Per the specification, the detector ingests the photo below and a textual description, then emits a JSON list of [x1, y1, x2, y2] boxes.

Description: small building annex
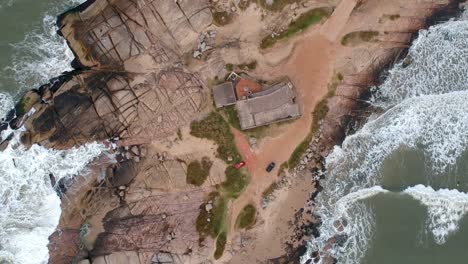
[[212, 75, 301, 130]]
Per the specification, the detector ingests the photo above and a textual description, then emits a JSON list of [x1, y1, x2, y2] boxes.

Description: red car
[[234, 161, 246, 169]]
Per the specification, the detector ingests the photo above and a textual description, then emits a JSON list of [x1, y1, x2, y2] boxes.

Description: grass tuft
[[262, 181, 279, 199], [212, 11, 232, 26], [196, 192, 228, 239], [190, 112, 242, 164], [191, 111, 250, 252], [261, 7, 332, 49], [286, 73, 339, 169], [221, 167, 249, 198], [341, 31, 379, 46], [236, 204, 257, 229], [186, 157, 213, 186], [214, 231, 227, 259]]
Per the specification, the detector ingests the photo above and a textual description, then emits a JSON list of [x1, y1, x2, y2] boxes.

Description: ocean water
[[303, 13, 468, 264], [0, 0, 106, 263]]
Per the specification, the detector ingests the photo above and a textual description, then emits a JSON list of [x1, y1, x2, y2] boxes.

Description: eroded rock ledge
[[4, 0, 211, 150]]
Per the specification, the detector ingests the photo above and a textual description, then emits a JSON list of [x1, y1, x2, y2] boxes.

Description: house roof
[[235, 79, 301, 130], [235, 78, 263, 100], [213, 82, 236, 108]]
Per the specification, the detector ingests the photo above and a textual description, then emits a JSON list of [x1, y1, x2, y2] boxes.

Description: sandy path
[[227, 34, 335, 262], [321, 0, 358, 42]]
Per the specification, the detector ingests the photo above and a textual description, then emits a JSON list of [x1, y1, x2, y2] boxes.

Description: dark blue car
[[266, 162, 276, 173]]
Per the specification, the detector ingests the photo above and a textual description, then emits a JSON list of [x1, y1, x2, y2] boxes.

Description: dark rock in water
[[334, 234, 348, 247], [0, 139, 9, 152], [54, 176, 71, 198], [0, 121, 8, 131], [0, 133, 14, 151], [311, 251, 319, 258], [49, 173, 57, 188]]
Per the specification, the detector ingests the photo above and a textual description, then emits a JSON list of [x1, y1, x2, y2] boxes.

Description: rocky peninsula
[[0, 0, 462, 263]]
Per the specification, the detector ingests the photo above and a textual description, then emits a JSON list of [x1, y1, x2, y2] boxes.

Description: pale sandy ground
[[222, 0, 357, 262]]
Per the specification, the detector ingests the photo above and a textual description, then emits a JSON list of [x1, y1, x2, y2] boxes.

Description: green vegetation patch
[[236, 204, 257, 229], [191, 112, 251, 253], [262, 181, 279, 199], [341, 31, 379, 46], [186, 157, 213, 186], [238, 61, 258, 71], [214, 231, 227, 259], [190, 112, 242, 164], [212, 11, 232, 26], [286, 74, 338, 170], [196, 192, 228, 239], [225, 61, 258, 72], [225, 63, 234, 72], [261, 7, 332, 49], [221, 167, 249, 198], [219, 105, 242, 130]]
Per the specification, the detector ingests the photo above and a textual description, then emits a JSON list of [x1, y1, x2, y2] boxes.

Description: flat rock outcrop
[[6, 0, 212, 149]]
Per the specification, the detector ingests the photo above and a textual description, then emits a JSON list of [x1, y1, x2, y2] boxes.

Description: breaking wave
[[0, 0, 99, 263], [373, 20, 468, 108], [3, 0, 85, 92], [0, 132, 104, 264], [404, 185, 468, 245], [303, 187, 387, 264], [304, 16, 468, 264]]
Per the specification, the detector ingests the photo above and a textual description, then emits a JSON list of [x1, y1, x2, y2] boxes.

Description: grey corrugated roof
[[235, 80, 301, 130], [213, 82, 236, 108]]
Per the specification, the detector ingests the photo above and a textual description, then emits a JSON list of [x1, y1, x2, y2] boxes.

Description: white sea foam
[[0, 131, 105, 264], [373, 20, 468, 108], [404, 184, 468, 244], [0, 1, 99, 263], [3, 0, 85, 92], [0, 93, 13, 118], [5, 15, 75, 91], [302, 186, 387, 264], [305, 12, 468, 264], [327, 91, 468, 196]]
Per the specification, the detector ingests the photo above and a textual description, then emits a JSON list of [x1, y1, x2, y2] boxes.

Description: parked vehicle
[[266, 162, 276, 172], [234, 161, 246, 169]]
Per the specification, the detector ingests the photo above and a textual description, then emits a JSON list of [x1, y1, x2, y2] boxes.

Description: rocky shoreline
[[0, 0, 465, 263], [296, 0, 466, 263]]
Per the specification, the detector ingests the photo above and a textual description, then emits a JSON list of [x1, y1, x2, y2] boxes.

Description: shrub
[[261, 7, 332, 49], [196, 192, 228, 239], [190, 112, 242, 164], [214, 231, 227, 259], [186, 157, 213, 186], [341, 31, 379, 46], [236, 204, 257, 229], [221, 166, 249, 198]]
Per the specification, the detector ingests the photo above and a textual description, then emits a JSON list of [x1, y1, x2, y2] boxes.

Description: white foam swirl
[[2, 0, 85, 92], [5, 15, 75, 91], [373, 20, 468, 107], [404, 184, 468, 244], [302, 186, 387, 264], [0, 132, 105, 264], [327, 90, 468, 197], [305, 13, 468, 264], [0, 93, 13, 119]]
